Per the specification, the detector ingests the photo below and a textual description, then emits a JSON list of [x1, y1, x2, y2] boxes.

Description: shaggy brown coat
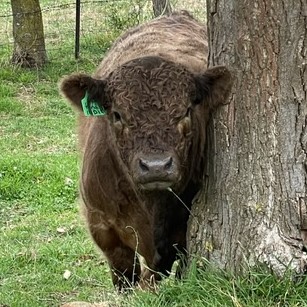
[[60, 11, 233, 289]]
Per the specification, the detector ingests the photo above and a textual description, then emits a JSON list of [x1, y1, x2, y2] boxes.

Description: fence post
[[75, 0, 81, 59]]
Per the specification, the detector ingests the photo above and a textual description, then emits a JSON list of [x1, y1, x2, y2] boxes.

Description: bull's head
[[60, 56, 233, 193]]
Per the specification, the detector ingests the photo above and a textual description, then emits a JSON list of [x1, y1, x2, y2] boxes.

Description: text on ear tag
[[81, 91, 106, 116]]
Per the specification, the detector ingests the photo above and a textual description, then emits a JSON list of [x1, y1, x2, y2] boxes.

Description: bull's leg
[[138, 238, 186, 290], [151, 200, 190, 279], [172, 229, 188, 279], [152, 232, 187, 278], [151, 217, 177, 277], [169, 184, 198, 279], [84, 207, 141, 290], [89, 225, 141, 290]]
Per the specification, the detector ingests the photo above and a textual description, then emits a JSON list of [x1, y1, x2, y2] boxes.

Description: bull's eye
[[112, 110, 124, 132], [178, 107, 192, 136], [185, 107, 192, 119], [113, 111, 122, 123]]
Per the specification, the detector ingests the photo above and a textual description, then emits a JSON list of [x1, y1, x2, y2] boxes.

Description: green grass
[[0, 55, 113, 305], [1, 1, 307, 306], [0, 2, 112, 304], [127, 264, 307, 307]]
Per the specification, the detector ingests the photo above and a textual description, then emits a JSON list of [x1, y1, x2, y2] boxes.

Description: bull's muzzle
[[132, 152, 180, 190]]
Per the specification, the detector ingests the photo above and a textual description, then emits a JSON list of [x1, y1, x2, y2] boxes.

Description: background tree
[[11, 0, 47, 68], [152, 0, 172, 17], [188, 0, 307, 274]]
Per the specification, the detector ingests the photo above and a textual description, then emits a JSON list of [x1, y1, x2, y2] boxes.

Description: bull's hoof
[[138, 270, 159, 292]]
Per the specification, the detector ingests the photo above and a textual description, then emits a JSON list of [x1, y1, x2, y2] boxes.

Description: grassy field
[[1, 0, 307, 306], [0, 1, 117, 305]]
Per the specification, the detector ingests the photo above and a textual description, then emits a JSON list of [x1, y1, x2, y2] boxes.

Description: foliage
[[124, 262, 307, 307], [104, 0, 153, 35]]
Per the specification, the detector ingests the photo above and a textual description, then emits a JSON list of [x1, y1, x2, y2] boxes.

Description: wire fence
[[0, 0, 205, 62]]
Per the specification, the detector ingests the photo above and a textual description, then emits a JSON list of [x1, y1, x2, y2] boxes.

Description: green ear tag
[[81, 92, 106, 117]]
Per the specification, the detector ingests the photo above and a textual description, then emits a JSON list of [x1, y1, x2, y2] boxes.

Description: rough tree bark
[[11, 0, 47, 68], [152, 0, 172, 17], [188, 0, 307, 274]]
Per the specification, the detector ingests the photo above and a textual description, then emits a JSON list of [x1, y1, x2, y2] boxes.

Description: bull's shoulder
[[95, 11, 208, 78]]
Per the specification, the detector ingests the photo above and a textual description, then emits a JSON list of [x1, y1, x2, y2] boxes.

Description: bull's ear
[[59, 73, 110, 113], [193, 66, 233, 109]]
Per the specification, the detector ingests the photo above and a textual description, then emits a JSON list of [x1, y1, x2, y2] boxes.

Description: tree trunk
[[11, 0, 47, 68], [152, 0, 172, 17], [188, 0, 307, 274]]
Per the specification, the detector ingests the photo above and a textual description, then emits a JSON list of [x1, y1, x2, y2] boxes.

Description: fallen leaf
[[57, 227, 67, 234], [63, 269, 72, 280], [65, 177, 74, 186]]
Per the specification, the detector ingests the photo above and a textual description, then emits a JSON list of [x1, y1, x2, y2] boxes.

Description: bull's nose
[[139, 156, 173, 174], [133, 153, 179, 190]]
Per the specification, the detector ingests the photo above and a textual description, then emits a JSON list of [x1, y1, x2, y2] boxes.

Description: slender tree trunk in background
[[11, 0, 47, 68], [188, 1, 307, 274], [152, 0, 172, 17]]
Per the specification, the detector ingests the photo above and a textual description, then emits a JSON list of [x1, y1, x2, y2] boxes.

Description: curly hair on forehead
[[105, 57, 196, 118]]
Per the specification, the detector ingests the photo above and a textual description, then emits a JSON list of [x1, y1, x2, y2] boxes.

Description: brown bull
[[60, 11, 233, 290]]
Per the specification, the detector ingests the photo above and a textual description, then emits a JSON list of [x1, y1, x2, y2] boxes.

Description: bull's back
[[95, 11, 208, 78]]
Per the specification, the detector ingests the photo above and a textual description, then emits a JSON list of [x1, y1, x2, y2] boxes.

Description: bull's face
[[60, 56, 233, 192]]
